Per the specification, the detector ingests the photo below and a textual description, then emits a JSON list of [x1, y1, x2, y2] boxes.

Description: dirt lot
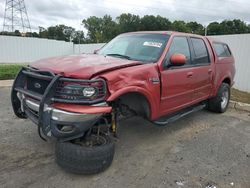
[[0, 87, 250, 188]]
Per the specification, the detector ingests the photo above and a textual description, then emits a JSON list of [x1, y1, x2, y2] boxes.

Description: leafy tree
[[14, 30, 22, 36], [25, 32, 39, 37], [72, 30, 85, 44], [171, 21, 190, 32], [220, 19, 249, 34], [0, 30, 22, 36], [207, 20, 249, 35], [82, 16, 103, 43], [207, 22, 222, 35], [101, 15, 118, 42], [1, 14, 250, 43], [45, 25, 75, 41], [83, 15, 118, 43], [38, 25, 84, 43], [116, 13, 141, 33], [140, 15, 171, 31], [186, 21, 204, 35], [38, 26, 48, 38]]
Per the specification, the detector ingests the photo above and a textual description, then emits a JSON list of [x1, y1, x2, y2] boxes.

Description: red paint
[[31, 31, 235, 120], [170, 53, 186, 65], [31, 54, 141, 79], [52, 103, 112, 114], [101, 63, 161, 119]]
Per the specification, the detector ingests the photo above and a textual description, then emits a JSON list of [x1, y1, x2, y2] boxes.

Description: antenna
[[2, 0, 31, 33]]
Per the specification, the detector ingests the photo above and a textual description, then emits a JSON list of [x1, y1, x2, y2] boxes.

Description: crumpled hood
[[31, 54, 142, 79]]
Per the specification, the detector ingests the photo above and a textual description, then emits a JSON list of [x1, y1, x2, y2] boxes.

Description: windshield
[[98, 33, 170, 63]]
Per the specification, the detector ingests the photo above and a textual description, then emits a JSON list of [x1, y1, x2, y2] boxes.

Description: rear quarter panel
[[206, 38, 235, 96], [213, 56, 235, 96]]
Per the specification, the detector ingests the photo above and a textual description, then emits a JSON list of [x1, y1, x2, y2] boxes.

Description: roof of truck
[[122, 31, 225, 44], [122, 31, 205, 38]]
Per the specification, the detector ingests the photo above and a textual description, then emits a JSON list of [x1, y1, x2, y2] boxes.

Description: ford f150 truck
[[11, 31, 235, 174]]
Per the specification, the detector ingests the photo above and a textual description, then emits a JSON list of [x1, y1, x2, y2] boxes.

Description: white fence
[[0, 35, 105, 63], [212, 34, 250, 92], [0, 34, 249, 92], [74, 43, 105, 54], [0, 36, 74, 63]]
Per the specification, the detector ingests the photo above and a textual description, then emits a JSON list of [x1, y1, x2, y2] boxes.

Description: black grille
[[21, 67, 106, 104], [27, 76, 50, 94], [54, 80, 106, 102]]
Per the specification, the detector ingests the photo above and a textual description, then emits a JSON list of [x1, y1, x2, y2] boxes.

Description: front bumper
[[21, 95, 107, 139], [11, 67, 112, 140], [24, 98, 102, 123]]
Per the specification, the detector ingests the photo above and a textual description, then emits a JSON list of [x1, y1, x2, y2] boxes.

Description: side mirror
[[170, 53, 186, 66], [93, 49, 99, 54]]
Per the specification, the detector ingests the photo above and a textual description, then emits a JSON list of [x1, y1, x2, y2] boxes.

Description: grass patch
[[0, 64, 23, 80], [231, 88, 250, 104]]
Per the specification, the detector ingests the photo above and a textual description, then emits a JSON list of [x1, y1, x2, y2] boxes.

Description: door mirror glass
[[170, 53, 186, 66]]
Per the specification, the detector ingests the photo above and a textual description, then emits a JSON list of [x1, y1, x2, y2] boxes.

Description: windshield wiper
[[106, 53, 132, 60]]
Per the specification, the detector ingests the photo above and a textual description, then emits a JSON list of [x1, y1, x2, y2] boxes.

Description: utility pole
[[204, 25, 208, 36], [2, 0, 31, 33]]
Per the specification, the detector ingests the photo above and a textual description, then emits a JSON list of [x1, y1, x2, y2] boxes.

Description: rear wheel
[[55, 131, 115, 174], [207, 83, 230, 113]]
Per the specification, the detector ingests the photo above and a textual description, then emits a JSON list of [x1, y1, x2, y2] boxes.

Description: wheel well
[[114, 92, 150, 119], [222, 77, 231, 86]]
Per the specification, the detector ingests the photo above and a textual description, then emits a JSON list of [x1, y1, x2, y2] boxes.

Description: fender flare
[[214, 75, 232, 96]]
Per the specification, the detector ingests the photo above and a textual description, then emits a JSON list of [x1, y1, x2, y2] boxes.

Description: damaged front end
[[11, 66, 112, 141]]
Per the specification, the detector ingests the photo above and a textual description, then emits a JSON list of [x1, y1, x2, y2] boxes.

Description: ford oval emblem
[[34, 82, 41, 89]]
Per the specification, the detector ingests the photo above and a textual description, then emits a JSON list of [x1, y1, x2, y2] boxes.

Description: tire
[[207, 83, 230, 113], [55, 133, 115, 174]]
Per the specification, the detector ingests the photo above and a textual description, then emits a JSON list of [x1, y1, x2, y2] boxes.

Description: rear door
[[189, 37, 213, 102], [160, 36, 195, 115]]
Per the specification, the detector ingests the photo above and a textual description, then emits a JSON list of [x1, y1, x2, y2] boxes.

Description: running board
[[153, 104, 206, 126]]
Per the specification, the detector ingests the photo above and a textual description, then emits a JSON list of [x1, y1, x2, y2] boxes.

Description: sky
[[0, 0, 250, 32]]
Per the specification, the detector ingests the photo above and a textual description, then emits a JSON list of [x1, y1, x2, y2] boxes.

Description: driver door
[[160, 36, 195, 115]]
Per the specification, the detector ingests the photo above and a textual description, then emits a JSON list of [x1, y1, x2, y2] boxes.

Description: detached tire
[[208, 83, 230, 113], [55, 133, 115, 174]]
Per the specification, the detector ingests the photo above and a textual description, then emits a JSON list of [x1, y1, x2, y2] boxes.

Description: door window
[[165, 36, 191, 66], [190, 38, 210, 64], [213, 43, 231, 57]]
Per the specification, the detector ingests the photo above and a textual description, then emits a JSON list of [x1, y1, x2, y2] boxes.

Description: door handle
[[187, 72, 193, 78], [208, 69, 212, 74]]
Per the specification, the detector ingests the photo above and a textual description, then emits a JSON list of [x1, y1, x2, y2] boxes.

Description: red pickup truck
[[11, 31, 235, 174]]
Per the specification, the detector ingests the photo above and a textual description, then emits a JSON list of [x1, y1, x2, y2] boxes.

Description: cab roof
[[122, 31, 205, 38], [122, 31, 224, 44]]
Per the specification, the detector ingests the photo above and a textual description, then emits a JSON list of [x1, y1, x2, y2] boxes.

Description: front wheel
[[207, 83, 230, 113], [55, 131, 115, 174]]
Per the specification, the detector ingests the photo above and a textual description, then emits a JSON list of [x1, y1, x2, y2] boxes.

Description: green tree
[[39, 26, 48, 38], [101, 15, 118, 42], [45, 25, 75, 41], [220, 19, 249, 34], [25, 32, 39, 37], [186, 21, 204, 35], [83, 15, 118, 43], [72, 30, 85, 44], [2, 14, 250, 42], [82, 16, 103, 43], [171, 21, 190, 32], [207, 22, 222, 35], [116, 13, 141, 33], [140, 15, 171, 31], [0, 30, 22, 36]]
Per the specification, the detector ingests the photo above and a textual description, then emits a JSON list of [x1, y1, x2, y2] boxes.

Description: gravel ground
[[0, 87, 250, 188]]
